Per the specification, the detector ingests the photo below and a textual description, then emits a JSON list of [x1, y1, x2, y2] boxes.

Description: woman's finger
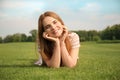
[[43, 32, 48, 39]]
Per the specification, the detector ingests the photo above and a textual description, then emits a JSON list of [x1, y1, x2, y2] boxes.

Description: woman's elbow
[[67, 62, 77, 68], [49, 65, 60, 68], [47, 63, 60, 68]]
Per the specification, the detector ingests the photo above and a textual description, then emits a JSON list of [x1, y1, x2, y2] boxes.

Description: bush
[[97, 40, 120, 43]]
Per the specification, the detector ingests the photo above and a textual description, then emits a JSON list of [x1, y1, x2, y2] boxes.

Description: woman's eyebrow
[[45, 24, 50, 28], [53, 19, 57, 22], [44, 23, 50, 27], [44, 19, 56, 28]]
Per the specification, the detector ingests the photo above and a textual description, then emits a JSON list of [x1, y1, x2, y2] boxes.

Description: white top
[[68, 32, 80, 48]]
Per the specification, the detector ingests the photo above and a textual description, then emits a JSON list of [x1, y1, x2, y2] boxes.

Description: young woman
[[35, 11, 80, 68]]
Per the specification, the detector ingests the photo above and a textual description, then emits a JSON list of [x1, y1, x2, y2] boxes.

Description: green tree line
[[0, 29, 37, 43], [0, 24, 120, 43], [74, 24, 120, 42]]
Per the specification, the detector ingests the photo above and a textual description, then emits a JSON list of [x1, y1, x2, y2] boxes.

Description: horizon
[[0, 23, 119, 38]]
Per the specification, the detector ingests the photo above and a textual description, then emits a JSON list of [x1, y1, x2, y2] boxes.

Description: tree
[[21, 34, 27, 42], [26, 36, 32, 42], [100, 26, 112, 40], [111, 24, 120, 40], [100, 24, 120, 40], [74, 30, 100, 41], [3, 35, 13, 43], [77, 30, 88, 41], [87, 30, 99, 41], [0, 37, 2, 43], [93, 36, 101, 41], [29, 29, 37, 42], [12, 33, 22, 42]]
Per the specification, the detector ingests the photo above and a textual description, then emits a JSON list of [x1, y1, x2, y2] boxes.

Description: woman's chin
[[52, 35, 59, 38], [51, 34, 61, 38], [52, 33, 62, 38]]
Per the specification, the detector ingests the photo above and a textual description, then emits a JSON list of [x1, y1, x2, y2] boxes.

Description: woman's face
[[43, 16, 63, 38]]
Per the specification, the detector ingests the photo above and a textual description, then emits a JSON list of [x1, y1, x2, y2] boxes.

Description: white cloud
[[1, 1, 45, 9], [80, 3, 101, 13], [0, 12, 8, 18], [78, 13, 120, 30], [101, 14, 120, 26], [61, 9, 120, 31], [0, 16, 37, 37], [0, 0, 45, 17]]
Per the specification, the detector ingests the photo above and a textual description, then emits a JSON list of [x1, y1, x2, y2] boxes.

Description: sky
[[0, 0, 120, 37]]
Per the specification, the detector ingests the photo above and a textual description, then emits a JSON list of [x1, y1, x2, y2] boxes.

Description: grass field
[[0, 42, 120, 80]]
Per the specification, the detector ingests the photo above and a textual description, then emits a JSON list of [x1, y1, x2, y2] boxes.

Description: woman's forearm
[[60, 42, 76, 68], [48, 41, 61, 68]]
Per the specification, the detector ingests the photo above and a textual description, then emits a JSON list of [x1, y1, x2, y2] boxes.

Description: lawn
[[0, 42, 120, 80]]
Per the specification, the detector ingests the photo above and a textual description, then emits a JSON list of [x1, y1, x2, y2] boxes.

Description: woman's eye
[[45, 25, 51, 29], [53, 20, 57, 24]]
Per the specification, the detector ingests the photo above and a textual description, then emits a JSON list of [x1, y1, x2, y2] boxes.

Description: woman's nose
[[51, 24, 56, 30]]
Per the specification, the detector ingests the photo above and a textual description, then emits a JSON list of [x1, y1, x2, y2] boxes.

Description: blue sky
[[0, 0, 120, 37]]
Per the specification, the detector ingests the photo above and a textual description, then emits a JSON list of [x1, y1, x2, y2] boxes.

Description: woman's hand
[[59, 26, 68, 42], [43, 32, 59, 43]]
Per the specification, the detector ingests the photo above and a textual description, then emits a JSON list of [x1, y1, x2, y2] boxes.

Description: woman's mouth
[[53, 30, 58, 34]]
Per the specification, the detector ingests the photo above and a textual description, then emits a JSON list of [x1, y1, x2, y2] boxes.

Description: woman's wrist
[[60, 41, 66, 47], [54, 39, 60, 45]]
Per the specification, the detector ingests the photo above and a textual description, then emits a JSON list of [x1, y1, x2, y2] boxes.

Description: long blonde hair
[[38, 11, 71, 59]]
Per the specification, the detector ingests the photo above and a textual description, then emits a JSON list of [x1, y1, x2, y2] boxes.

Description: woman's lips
[[53, 30, 58, 34]]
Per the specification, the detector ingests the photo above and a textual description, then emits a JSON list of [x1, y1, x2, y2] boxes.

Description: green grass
[[0, 42, 120, 80]]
